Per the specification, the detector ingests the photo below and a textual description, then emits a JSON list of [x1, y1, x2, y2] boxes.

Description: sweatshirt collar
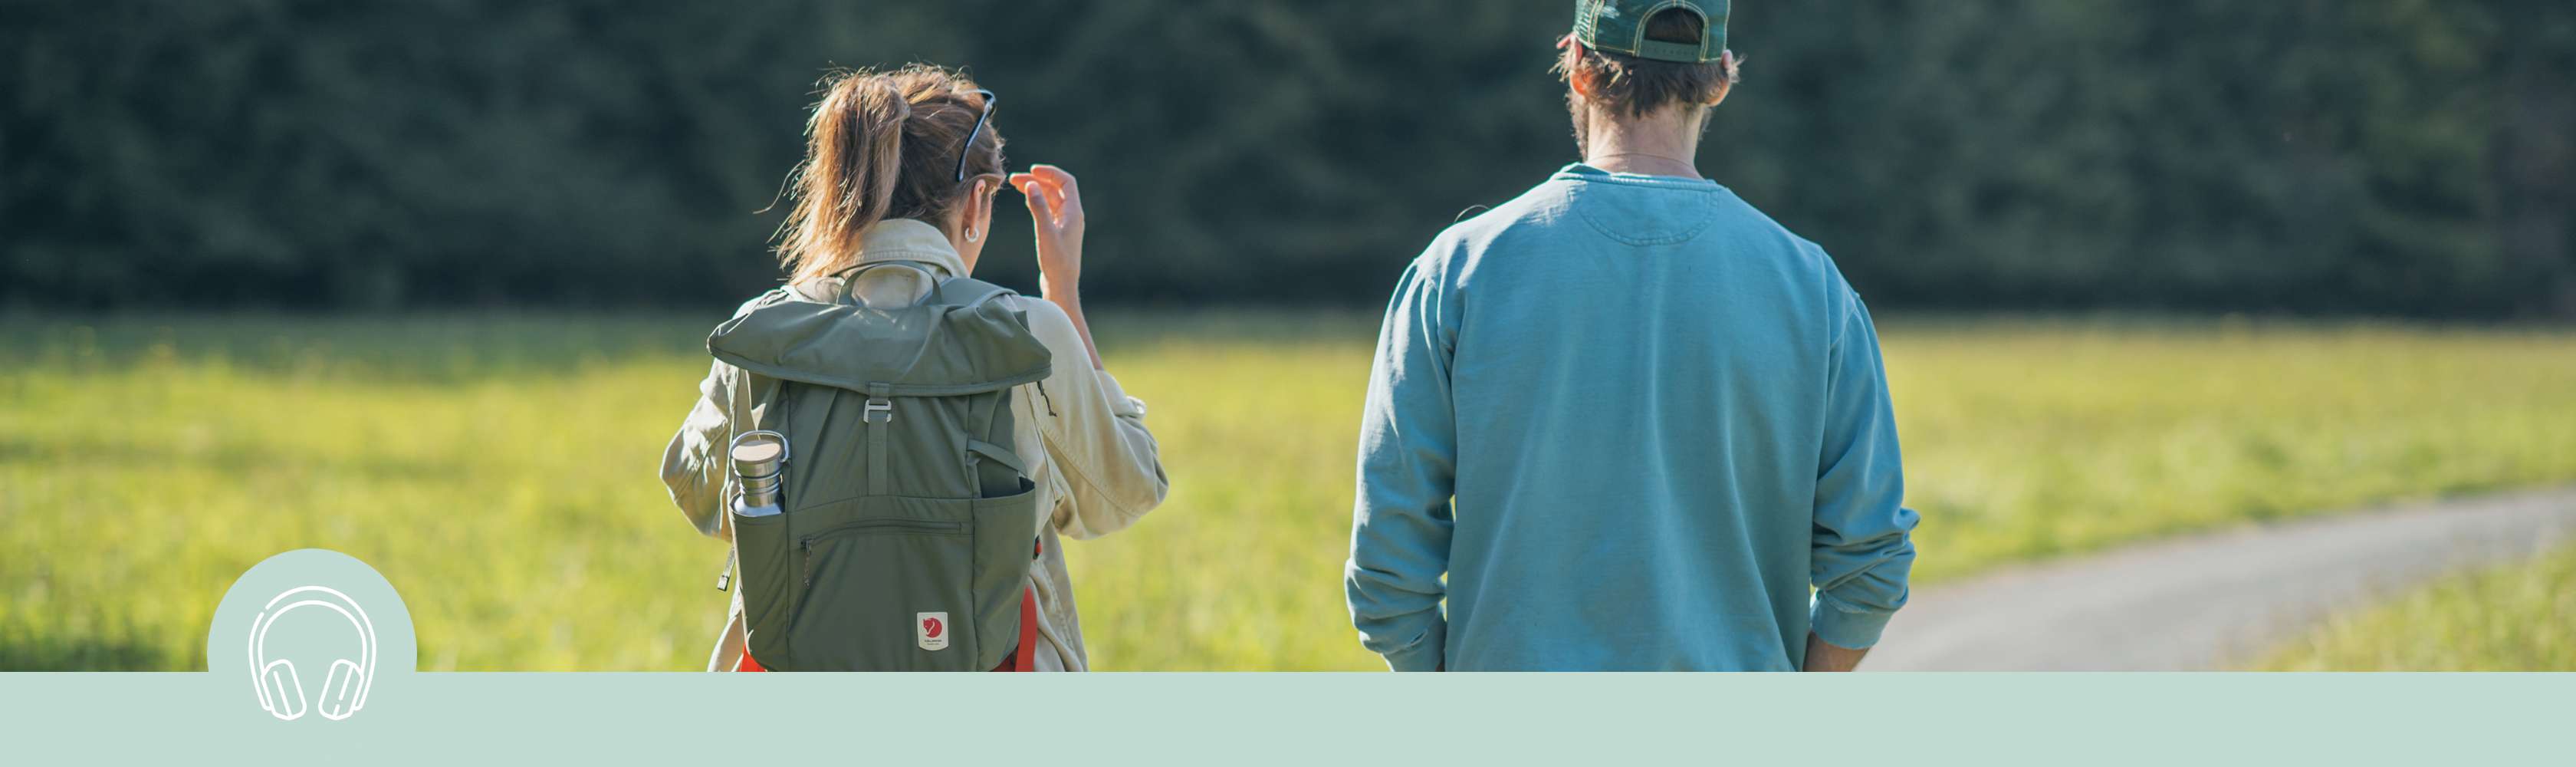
[[1553, 162, 1721, 189]]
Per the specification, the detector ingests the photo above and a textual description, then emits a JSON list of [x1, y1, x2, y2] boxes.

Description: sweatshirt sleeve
[[1808, 291, 1920, 650], [661, 357, 740, 541], [1345, 256, 1459, 672], [662, 293, 784, 542], [1020, 298, 1170, 540]]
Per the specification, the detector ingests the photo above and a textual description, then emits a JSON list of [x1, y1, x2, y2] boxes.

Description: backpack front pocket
[[782, 497, 979, 670]]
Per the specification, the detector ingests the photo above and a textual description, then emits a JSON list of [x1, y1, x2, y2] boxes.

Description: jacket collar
[[849, 218, 967, 278], [791, 219, 968, 304]]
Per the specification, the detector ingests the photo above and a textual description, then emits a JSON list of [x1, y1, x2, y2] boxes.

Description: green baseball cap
[[1570, 0, 1729, 63]]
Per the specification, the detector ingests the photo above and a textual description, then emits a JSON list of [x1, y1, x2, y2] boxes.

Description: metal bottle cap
[[730, 430, 788, 507]]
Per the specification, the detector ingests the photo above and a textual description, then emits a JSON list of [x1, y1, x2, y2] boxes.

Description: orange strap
[[999, 584, 1039, 672], [996, 537, 1043, 672]]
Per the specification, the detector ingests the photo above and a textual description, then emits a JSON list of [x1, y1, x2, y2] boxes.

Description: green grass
[[2257, 543, 2576, 671], [4, 313, 2574, 671]]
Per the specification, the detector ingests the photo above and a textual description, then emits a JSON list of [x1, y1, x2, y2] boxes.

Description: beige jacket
[[659, 219, 1169, 671]]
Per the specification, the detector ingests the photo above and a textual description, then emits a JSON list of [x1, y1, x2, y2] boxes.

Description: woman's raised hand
[[1010, 165, 1085, 298]]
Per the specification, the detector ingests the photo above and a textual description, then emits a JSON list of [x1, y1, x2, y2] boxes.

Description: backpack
[[707, 268, 1051, 671]]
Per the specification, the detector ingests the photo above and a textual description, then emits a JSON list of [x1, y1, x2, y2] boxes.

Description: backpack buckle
[[863, 397, 894, 423]]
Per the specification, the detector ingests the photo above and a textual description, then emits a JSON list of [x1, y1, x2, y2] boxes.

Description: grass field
[[2259, 543, 2576, 671], [4, 312, 2574, 671]]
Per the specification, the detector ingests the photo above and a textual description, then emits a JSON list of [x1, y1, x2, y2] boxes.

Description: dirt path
[[1864, 486, 2576, 671]]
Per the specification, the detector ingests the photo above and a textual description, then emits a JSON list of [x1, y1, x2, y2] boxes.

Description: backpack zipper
[[797, 518, 968, 588]]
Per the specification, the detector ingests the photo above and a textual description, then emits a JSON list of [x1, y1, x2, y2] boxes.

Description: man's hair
[[1556, 8, 1743, 119]]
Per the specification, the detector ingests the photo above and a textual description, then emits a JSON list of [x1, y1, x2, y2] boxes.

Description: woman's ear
[[973, 177, 999, 231], [952, 179, 991, 235], [948, 177, 997, 273]]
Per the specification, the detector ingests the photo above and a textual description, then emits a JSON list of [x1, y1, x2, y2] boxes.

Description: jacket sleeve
[[661, 357, 740, 541], [1809, 291, 1920, 650], [1345, 257, 1458, 672], [1021, 299, 1170, 540]]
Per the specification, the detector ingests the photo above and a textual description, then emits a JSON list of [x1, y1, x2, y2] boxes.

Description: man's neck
[[1579, 105, 1706, 179]]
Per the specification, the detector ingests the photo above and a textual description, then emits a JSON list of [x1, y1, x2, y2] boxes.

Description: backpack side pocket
[[732, 509, 797, 667], [968, 480, 1041, 669]]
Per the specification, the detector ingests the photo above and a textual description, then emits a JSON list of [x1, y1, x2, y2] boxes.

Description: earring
[[965, 227, 978, 242]]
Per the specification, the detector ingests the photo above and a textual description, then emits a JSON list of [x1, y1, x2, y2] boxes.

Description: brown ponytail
[[776, 65, 1004, 285]]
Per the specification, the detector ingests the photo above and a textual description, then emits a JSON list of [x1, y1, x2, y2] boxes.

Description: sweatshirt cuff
[[1380, 635, 1442, 669], [1809, 593, 1898, 650], [1380, 623, 1442, 669]]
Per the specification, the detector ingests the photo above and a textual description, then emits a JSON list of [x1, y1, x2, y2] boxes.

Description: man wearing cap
[[1344, 1, 1918, 671]]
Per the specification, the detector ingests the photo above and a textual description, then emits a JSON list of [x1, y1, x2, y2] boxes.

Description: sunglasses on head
[[954, 89, 996, 183]]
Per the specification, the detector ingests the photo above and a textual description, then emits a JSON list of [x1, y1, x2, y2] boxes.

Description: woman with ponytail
[[660, 64, 1170, 671]]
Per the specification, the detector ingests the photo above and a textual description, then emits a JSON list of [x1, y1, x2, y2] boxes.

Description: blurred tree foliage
[[4, 0, 2571, 316]]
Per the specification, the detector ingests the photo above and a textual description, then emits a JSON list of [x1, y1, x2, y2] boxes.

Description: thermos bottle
[[717, 430, 788, 592], [730, 430, 788, 517]]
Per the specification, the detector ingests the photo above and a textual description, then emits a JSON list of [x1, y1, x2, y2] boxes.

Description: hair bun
[[778, 64, 997, 287], [879, 80, 913, 123]]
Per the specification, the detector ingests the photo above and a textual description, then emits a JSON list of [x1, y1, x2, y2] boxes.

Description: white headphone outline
[[247, 585, 378, 721]]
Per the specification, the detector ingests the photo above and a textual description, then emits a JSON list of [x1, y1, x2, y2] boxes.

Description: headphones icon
[[247, 585, 378, 721]]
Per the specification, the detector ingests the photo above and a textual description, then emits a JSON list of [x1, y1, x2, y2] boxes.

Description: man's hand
[[1802, 632, 1869, 672]]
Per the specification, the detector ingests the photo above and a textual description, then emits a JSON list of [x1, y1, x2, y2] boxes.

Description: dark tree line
[[5, 1, 2571, 317]]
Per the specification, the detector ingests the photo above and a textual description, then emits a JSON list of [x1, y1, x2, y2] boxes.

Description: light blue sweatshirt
[[1346, 163, 1918, 671]]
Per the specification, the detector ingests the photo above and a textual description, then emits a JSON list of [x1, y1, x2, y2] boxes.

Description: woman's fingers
[[1021, 168, 1081, 245], [1011, 169, 1079, 229], [1027, 164, 1082, 217], [1013, 166, 1075, 214]]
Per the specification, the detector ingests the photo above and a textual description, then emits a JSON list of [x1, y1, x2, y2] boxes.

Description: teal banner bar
[[4, 672, 2563, 763]]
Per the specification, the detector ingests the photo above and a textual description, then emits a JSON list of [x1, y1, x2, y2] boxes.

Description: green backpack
[[708, 270, 1051, 671]]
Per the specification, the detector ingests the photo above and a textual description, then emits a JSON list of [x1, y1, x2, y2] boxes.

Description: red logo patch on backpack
[[916, 612, 950, 651]]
